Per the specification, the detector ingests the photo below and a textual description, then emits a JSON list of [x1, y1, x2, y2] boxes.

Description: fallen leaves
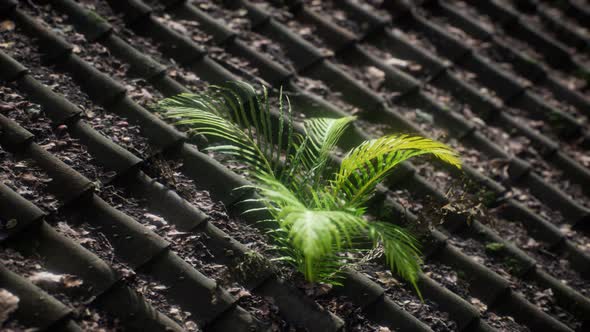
[[21, 173, 39, 183], [366, 66, 385, 90], [366, 65, 385, 80], [375, 271, 399, 288], [0, 289, 19, 324], [578, 153, 590, 167], [0, 20, 15, 32], [384, 56, 423, 71], [29, 271, 83, 289], [469, 297, 488, 313], [184, 320, 198, 331], [385, 57, 409, 67], [28, 271, 63, 283], [63, 275, 84, 288], [143, 213, 167, 227], [522, 238, 540, 249], [533, 288, 553, 302], [299, 281, 333, 297], [0, 103, 14, 113], [228, 287, 251, 299], [126, 85, 154, 101], [5, 219, 17, 229]]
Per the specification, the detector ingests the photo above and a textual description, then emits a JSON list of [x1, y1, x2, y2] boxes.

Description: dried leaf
[[385, 57, 409, 67], [375, 271, 398, 288], [236, 289, 251, 299], [444, 273, 457, 284], [40, 142, 56, 151], [143, 213, 167, 226], [166, 20, 188, 34], [63, 275, 83, 288], [409, 63, 422, 71], [0, 20, 15, 32], [56, 222, 79, 238], [366, 66, 385, 90], [366, 66, 385, 81], [534, 288, 553, 301], [469, 297, 487, 312], [6, 219, 17, 229], [29, 271, 63, 284], [0, 289, 19, 324], [185, 321, 198, 331], [21, 173, 38, 183]]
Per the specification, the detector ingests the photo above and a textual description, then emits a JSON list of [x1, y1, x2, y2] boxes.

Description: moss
[[479, 189, 497, 207], [456, 269, 466, 281], [86, 11, 108, 25], [485, 242, 505, 252], [547, 111, 569, 134], [574, 68, 590, 84], [519, 52, 539, 66], [504, 257, 527, 275], [463, 178, 481, 193], [232, 250, 273, 283]]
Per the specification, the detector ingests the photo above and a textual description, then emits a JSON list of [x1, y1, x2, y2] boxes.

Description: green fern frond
[[302, 116, 356, 185], [368, 221, 423, 298], [333, 135, 461, 208], [158, 101, 274, 174], [157, 81, 463, 293], [279, 209, 367, 281], [157, 83, 282, 175]]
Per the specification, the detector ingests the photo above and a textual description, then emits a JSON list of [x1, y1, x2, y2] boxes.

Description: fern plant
[[158, 81, 461, 293]]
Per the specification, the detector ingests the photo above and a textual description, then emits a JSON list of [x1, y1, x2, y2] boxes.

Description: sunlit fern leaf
[[278, 208, 367, 281], [252, 173, 366, 281], [333, 135, 461, 208]]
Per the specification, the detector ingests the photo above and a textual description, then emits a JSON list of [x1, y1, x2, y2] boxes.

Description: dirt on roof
[[1, 0, 590, 331]]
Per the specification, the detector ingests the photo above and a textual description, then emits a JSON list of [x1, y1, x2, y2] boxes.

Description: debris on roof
[[0, 0, 589, 331]]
